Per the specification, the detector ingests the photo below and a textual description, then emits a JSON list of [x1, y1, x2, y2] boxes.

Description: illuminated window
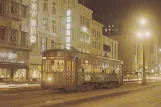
[[44, 0, 48, 12], [66, 23, 71, 29], [11, 0, 19, 16], [52, 2, 56, 15], [108, 29, 111, 31], [105, 29, 107, 32], [81, 26, 88, 33], [80, 16, 89, 28], [42, 37, 47, 51], [0, 0, 4, 14], [52, 19, 56, 33]]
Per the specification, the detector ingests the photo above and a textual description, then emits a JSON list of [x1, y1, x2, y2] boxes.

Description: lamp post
[[136, 18, 151, 85]]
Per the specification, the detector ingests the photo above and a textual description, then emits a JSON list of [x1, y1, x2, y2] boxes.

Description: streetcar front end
[[41, 56, 65, 89]]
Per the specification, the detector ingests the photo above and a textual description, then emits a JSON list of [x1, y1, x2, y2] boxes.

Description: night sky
[[78, 0, 161, 39], [78, 0, 161, 22]]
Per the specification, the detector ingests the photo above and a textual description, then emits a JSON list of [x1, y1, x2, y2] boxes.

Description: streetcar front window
[[42, 59, 64, 72]]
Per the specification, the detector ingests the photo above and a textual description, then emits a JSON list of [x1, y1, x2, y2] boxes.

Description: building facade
[[0, 0, 120, 81], [0, 0, 30, 81], [91, 20, 103, 56], [102, 36, 118, 59], [30, 0, 121, 80], [29, 0, 62, 80]]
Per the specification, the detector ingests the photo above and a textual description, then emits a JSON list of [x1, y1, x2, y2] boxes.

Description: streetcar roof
[[43, 48, 123, 64]]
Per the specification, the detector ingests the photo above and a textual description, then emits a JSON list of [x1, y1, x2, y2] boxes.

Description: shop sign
[[0, 52, 17, 60]]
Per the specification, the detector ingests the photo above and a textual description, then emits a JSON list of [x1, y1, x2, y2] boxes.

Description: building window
[[44, 0, 48, 12], [0, 27, 5, 41], [80, 33, 90, 44], [11, 0, 19, 16], [99, 43, 101, 50], [10, 29, 17, 43], [97, 31, 99, 38], [92, 41, 94, 48], [43, 17, 48, 30], [94, 42, 96, 49], [21, 5, 27, 18], [80, 16, 89, 28], [52, 2, 56, 15], [99, 32, 101, 38], [42, 37, 47, 51], [21, 31, 28, 46], [0, 0, 4, 14], [52, 20, 56, 33], [95, 30, 96, 37]]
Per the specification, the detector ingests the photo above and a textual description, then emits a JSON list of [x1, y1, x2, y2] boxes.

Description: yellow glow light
[[140, 18, 147, 25]]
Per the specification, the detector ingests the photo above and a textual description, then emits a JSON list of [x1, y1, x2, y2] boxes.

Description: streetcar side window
[[79, 64, 84, 73]]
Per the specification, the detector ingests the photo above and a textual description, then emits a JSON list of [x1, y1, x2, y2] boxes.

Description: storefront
[[29, 55, 42, 81], [0, 48, 29, 82]]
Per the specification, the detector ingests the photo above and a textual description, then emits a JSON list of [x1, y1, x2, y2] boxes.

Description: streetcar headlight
[[48, 77, 52, 81]]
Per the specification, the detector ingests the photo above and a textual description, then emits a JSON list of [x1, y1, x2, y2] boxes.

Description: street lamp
[[140, 18, 147, 25], [136, 18, 151, 85]]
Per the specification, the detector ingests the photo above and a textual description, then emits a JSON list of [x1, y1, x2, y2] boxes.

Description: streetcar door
[[65, 56, 77, 86]]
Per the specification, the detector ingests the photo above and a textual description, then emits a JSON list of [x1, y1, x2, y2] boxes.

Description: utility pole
[[142, 41, 147, 85]]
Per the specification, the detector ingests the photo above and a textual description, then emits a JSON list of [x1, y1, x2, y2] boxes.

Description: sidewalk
[[0, 82, 40, 89]]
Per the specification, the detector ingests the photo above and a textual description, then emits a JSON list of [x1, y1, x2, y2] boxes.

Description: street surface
[[69, 83, 161, 107], [0, 79, 160, 107]]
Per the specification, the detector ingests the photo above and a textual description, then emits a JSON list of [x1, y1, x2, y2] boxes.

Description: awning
[[0, 62, 29, 69]]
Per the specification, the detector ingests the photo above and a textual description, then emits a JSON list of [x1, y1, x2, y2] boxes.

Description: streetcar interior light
[[43, 57, 47, 59]]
